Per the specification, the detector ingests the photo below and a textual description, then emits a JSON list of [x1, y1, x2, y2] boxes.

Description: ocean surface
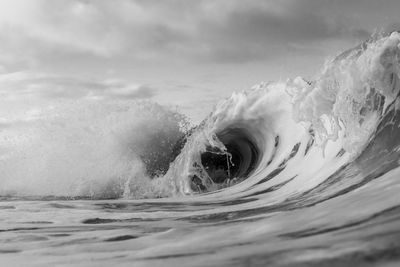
[[1, 33, 400, 266]]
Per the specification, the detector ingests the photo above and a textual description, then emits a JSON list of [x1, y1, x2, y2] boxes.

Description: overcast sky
[[0, 0, 399, 122]]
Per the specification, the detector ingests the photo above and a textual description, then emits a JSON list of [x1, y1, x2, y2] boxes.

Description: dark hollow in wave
[[200, 128, 260, 185]]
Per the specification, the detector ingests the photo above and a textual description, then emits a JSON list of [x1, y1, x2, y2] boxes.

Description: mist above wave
[[0, 100, 189, 198]]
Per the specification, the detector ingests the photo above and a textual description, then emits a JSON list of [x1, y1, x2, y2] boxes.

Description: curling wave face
[[1, 33, 400, 266], [163, 32, 400, 199]]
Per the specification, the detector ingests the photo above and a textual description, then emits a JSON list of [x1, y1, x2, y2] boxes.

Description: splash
[[0, 100, 189, 198]]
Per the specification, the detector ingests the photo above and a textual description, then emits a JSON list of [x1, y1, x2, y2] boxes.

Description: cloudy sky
[[0, 0, 399, 122]]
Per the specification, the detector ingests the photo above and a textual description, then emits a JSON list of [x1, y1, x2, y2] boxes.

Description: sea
[[1, 32, 400, 266]]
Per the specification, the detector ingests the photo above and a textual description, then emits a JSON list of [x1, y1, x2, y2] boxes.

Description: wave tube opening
[[194, 128, 261, 192]]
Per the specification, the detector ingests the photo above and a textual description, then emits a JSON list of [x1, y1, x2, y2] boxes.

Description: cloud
[[191, 1, 374, 63], [0, 0, 398, 124], [106, 84, 156, 100], [0, 72, 156, 100], [0, 0, 381, 69], [0, 121, 10, 129]]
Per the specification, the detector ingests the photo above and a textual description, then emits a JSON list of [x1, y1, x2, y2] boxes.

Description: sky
[[0, 0, 399, 123]]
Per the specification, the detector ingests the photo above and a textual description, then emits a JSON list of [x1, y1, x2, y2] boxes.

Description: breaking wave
[[1, 33, 400, 202], [162, 31, 400, 201]]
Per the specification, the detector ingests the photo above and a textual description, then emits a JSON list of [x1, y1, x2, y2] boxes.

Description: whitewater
[[1, 32, 400, 266]]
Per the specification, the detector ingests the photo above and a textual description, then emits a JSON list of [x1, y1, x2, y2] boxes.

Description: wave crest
[[165, 32, 400, 196]]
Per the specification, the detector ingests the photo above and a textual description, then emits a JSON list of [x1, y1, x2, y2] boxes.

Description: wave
[[0, 32, 400, 202], [1, 31, 400, 267], [163, 31, 400, 201]]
